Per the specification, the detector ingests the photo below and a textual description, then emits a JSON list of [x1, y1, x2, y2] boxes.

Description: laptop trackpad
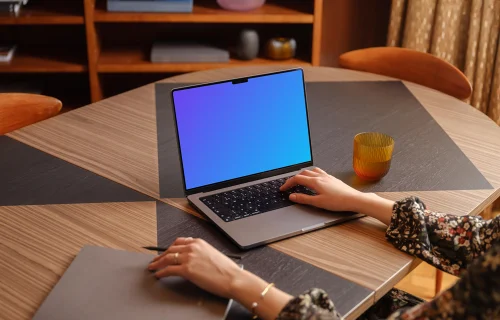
[[225, 204, 359, 248]]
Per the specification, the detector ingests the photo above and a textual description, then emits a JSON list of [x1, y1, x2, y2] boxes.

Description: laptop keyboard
[[200, 177, 316, 222]]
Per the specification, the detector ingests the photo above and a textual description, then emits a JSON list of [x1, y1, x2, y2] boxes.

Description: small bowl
[[217, 0, 266, 11]]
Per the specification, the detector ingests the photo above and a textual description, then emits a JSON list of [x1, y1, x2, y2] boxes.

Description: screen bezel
[[171, 68, 314, 196]]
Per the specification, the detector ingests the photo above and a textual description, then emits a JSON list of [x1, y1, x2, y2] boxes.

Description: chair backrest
[[0, 93, 62, 135], [339, 47, 472, 100]]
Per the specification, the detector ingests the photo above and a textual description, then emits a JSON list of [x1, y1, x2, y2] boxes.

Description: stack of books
[[0, 0, 28, 16], [107, 0, 193, 12], [0, 44, 16, 63], [151, 43, 229, 63]]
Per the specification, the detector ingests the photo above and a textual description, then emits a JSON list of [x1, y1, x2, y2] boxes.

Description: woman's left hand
[[148, 237, 244, 299]]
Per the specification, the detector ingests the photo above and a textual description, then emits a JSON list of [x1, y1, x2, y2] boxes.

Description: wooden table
[[2, 66, 500, 319]]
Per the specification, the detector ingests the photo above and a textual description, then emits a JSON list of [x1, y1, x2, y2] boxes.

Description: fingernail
[[289, 194, 297, 201]]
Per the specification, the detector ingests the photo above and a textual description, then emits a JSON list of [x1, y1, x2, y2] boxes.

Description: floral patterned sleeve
[[276, 196, 499, 320], [386, 196, 498, 275], [388, 241, 500, 319], [277, 288, 341, 320]]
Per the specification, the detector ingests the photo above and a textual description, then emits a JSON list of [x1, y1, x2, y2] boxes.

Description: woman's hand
[[148, 237, 294, 320], [148, 237, 243, 298], [280, 167, 364, 212], [280, 167, 394, 225]]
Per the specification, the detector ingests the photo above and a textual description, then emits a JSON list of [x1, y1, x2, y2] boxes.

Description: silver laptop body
[[171, 69, 362, 249]]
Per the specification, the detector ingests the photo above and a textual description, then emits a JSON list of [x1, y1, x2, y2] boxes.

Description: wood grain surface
[[6, 66, 500, 301], [98, 50, 311, 73], [0, 53, 87, 73], [271, 216, 413, 301], [0, 202, 156, 320]]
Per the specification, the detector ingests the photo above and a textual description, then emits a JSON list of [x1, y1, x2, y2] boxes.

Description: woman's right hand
[[279, 167, 364, 212], [280, 167, 394, 225]]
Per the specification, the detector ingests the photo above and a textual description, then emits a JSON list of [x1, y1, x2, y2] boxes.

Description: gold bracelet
[[251, 283, 275, 319]]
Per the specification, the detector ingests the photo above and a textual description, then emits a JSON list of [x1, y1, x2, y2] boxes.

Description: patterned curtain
[[387, 0, 500, 125]]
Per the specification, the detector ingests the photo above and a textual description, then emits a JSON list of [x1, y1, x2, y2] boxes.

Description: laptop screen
[[172, 69, 312, 191]]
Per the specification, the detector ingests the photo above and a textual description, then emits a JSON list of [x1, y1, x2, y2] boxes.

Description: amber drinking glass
[[353, 132, 395, 181]]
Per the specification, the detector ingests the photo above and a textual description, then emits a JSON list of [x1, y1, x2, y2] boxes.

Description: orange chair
[[0, 93, 62, 135], [339, 47, 472, 100], [339, 47, 472, 296]]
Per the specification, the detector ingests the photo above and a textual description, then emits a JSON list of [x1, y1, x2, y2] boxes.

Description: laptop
[[171, 68, 362, 249]]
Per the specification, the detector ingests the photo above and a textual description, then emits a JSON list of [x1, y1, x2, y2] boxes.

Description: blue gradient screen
[[172, 69, 312, 190]]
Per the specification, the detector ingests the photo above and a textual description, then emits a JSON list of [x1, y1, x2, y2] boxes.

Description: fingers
[[300, 170, 320, 177], [280, 174, 315, 191], [312, 167, 326, 174], [153, 238, 194, 262], [172, 237, 194, 246], [149, 252, 185, 271], [289, 193, 317, 205], [152, 244, 190, 262], [155, 265, 184, 278]]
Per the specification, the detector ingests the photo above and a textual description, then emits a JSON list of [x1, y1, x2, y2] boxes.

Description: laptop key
[[200, 175, 313, 222]]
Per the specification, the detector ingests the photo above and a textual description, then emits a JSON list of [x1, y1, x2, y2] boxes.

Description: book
[[0, 3, 20, 15], [0, 0, 28, 16], [107, 0, 193, 13], [0, 0, 28, 3], [151, 43, 230, 63], [0, 45, 16, 63]]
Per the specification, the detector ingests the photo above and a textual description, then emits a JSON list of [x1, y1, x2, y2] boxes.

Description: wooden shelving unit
[[98, 47, 310, 73], [94, 0, 313, 24], [1, 0, 391, 107], [0, 1, 84, 25], [0, 50, 87, 73]]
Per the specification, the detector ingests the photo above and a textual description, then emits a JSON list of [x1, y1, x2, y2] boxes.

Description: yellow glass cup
[[353, 132, 395, 181]]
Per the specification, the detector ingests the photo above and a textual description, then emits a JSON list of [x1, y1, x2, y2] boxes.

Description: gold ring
[[174, 252, 179, 265]]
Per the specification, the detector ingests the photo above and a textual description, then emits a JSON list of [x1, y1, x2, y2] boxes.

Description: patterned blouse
[[277, 197, 500, 320]]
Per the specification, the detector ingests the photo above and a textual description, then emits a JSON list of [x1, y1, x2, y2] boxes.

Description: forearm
[[384, 197, 499, 274], [229, 270, 293, 320], [352, 192, 394, 226]]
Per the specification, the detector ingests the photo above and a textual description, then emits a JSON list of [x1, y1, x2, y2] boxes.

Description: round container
[[217, 0, 266, 11], [265, 37, 296, 60]]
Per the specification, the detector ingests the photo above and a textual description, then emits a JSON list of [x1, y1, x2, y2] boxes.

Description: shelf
[[97, 47, 311, 73], [0, 1, 84, 25], [94, 0, 313, 24], [0, 50, 87, 73]]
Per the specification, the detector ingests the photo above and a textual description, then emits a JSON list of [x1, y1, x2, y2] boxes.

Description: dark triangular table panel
[[0, 136, 151, 206], [156, 81, 491, 197], [157, 202, 373, 318]]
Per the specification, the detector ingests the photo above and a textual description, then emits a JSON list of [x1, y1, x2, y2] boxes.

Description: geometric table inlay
[[3, 66, 499, 320], [156, 202, 373, 319], [0, 136, 151, 206], [156, 81, 492, 198]]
